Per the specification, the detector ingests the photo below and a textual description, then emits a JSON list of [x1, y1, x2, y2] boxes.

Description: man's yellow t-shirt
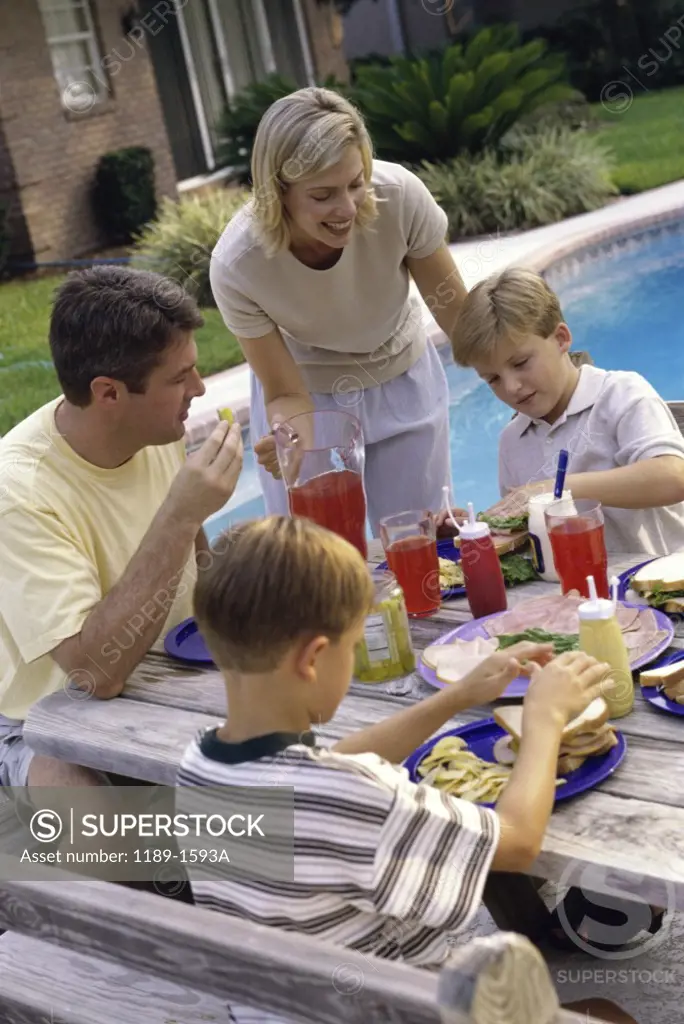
[[0, 398, 197, 720]]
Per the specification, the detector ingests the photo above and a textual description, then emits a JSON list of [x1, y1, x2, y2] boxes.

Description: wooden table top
[[23, 544, 684, 909]]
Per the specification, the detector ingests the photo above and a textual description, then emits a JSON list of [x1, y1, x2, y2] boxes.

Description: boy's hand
[[459, 641, 555, 704], [524, 650, 611, 728], [482, 481, 551, 523]]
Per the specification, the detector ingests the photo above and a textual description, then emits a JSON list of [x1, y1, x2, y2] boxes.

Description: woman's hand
[[459, 641, 556, 705], [254, 431, 281, 479], [434, 507, 468, 537]]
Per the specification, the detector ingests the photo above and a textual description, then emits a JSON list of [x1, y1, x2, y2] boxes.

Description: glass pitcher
[[274, 410, 368, 559]]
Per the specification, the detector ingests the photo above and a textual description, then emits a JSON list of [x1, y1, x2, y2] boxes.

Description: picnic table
[[22, 546, 684, 918]]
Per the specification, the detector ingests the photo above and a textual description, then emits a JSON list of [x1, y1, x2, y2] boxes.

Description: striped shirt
[[176, 728, 499, 1024]]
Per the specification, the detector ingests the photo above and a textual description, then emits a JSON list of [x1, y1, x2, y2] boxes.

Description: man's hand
[[168, 421, 244, 525], [458, 641, 555, 705]]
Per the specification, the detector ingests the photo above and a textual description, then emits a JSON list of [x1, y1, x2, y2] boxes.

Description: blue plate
[[639, 647, 684, 717], [378, 538, 465, 599], [164, 617, 214, 665], [403, 719, 627, 808]]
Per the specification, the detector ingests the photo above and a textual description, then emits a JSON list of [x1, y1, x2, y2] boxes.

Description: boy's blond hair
[[250, 87, 378, 257], [451, 268, 563, 367], [194, 516, 374, 673]]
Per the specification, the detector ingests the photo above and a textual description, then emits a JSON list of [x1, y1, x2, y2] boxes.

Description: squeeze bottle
[[578, 574, 634, 718], [459, 502, 508, 619], [528, 489, 572, 582]]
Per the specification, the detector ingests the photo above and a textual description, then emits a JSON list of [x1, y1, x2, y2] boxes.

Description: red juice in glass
[[289, 468, 367, 559], [386, 535, 441, 617], [548, 521, 609, 598]]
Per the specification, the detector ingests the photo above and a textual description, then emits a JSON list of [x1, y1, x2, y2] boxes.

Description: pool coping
[[185, 185, 684, 453]]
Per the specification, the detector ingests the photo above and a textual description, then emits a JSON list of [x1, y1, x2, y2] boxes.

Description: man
[[0, 266, 243, 788]]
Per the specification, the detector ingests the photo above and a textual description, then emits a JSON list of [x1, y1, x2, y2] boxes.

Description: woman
[[209, 86, 466, 533]]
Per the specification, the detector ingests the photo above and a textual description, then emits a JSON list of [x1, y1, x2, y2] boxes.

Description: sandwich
[[477, 511, 529, 536], [629, 554, 684, 614], [639, 659, 684, 703], [492, 698, 618, 775]]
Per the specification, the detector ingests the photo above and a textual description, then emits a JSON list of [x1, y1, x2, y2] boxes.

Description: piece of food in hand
[[639, 659, 684, 702], [438, 557, 464, 589], [422, 636, 497, 681], [218, 406, 235, 424], [493, 698, 617, 775], [629, 554, 684, 613], [478, 512, 529, 535]]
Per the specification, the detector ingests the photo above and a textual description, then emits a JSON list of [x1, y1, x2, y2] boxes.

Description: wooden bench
[[0, 869, 602, 1024]]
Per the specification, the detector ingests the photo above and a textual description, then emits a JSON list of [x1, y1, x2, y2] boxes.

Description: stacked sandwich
[[492, 697, 618, 774], [639, 660, 684, 704], [628, 554, 684, 614]]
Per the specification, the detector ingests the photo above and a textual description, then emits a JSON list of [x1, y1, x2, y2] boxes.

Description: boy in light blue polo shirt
[[450, 267, 684, 554]]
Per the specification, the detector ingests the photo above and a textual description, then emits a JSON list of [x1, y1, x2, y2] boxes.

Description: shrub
[[417, 126, 617, 238], [349, 24, 581, 164], [131, 186, 249, 307], [215, 72, 347, 179], [92, 146, 157, 244]]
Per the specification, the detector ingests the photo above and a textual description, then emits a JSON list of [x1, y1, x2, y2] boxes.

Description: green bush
[[349, 25, 581, 163], [215, 73, 346, 179], [131, 186, 249, 307], [92, 146, 157, 244], [417, 126, 617, 238]]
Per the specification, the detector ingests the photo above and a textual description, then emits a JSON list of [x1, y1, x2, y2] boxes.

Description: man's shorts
[[0, 715, 34, 787]]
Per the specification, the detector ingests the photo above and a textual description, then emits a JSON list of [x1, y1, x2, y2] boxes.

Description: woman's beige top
[[209, 159, 449, 395]]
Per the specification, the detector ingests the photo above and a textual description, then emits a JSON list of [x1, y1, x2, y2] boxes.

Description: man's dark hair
[[49, 266, 204, 406]]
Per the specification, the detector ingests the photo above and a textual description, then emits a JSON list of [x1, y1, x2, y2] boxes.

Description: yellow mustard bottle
[[578, 574, 634, 718]]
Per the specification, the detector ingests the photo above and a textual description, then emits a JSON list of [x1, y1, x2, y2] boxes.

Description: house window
[[37, 0, 107, 113]]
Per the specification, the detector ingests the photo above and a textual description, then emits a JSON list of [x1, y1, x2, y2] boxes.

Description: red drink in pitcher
[[386, 535, 441, 617], [289, 468, 368, 559], [548, 521, 609, 598]]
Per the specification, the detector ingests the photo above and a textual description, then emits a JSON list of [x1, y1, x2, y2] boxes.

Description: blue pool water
[[205, 221, 684, 543]]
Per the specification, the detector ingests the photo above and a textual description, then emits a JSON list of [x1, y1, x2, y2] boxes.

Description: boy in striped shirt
[[177, 516, 625, 1023]]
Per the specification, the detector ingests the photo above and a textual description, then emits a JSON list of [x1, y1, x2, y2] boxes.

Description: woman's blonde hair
[[452, 267, 564, 367], [193, 516, 374, 673], [249, 87, 378, 256]]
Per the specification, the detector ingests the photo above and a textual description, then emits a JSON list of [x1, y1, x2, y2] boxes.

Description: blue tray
[[403, 719, 627, 809], [639, 647, 684, 718], [163, 617, 214, 665]]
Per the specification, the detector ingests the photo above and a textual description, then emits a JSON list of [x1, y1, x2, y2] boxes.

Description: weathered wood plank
[[0, 933, 232, 1024], [0, 877, 596, 1024], [0, 876, 443, 1024]]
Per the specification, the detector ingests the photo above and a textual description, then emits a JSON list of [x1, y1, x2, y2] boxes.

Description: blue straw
[[554, 448, 569, 499]]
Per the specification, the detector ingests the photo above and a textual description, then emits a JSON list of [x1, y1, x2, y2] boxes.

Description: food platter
[[403, 719, 627, 808], [639, 648, 684, 718], [418, 593, 675, 699]]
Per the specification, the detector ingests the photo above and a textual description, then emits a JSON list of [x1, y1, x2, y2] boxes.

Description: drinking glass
[[544, 498, 609, 598], [274, 410, 368, 559], [379, 509, 441, 617]]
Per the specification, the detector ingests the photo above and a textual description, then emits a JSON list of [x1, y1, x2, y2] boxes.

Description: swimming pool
[[204, 217, 684, 543]]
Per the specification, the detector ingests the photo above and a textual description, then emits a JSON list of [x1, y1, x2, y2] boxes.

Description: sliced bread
[[631, 553, 684, 593], [639, 659, 684, 688]]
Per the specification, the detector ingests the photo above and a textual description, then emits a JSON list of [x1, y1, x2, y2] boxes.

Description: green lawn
[[591, 85, 684, 194], [0, 275, 243, 436]]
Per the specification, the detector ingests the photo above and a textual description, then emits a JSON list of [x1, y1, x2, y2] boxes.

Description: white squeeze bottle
[[578, 574, 634, 718], [527, 490, 572, 583]]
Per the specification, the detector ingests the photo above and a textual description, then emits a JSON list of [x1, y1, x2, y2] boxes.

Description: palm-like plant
[[350, 25, 581, 163]]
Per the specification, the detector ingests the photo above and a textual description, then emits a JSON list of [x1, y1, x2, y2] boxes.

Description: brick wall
[[301, 0, 350, 82], [0, 0, 178, 262]]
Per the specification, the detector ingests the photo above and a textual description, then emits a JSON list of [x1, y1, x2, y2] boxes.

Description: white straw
[[442, 485, 460, 531]]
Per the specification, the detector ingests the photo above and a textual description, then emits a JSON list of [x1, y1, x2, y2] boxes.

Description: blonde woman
[[209, 87, 466, 532]]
